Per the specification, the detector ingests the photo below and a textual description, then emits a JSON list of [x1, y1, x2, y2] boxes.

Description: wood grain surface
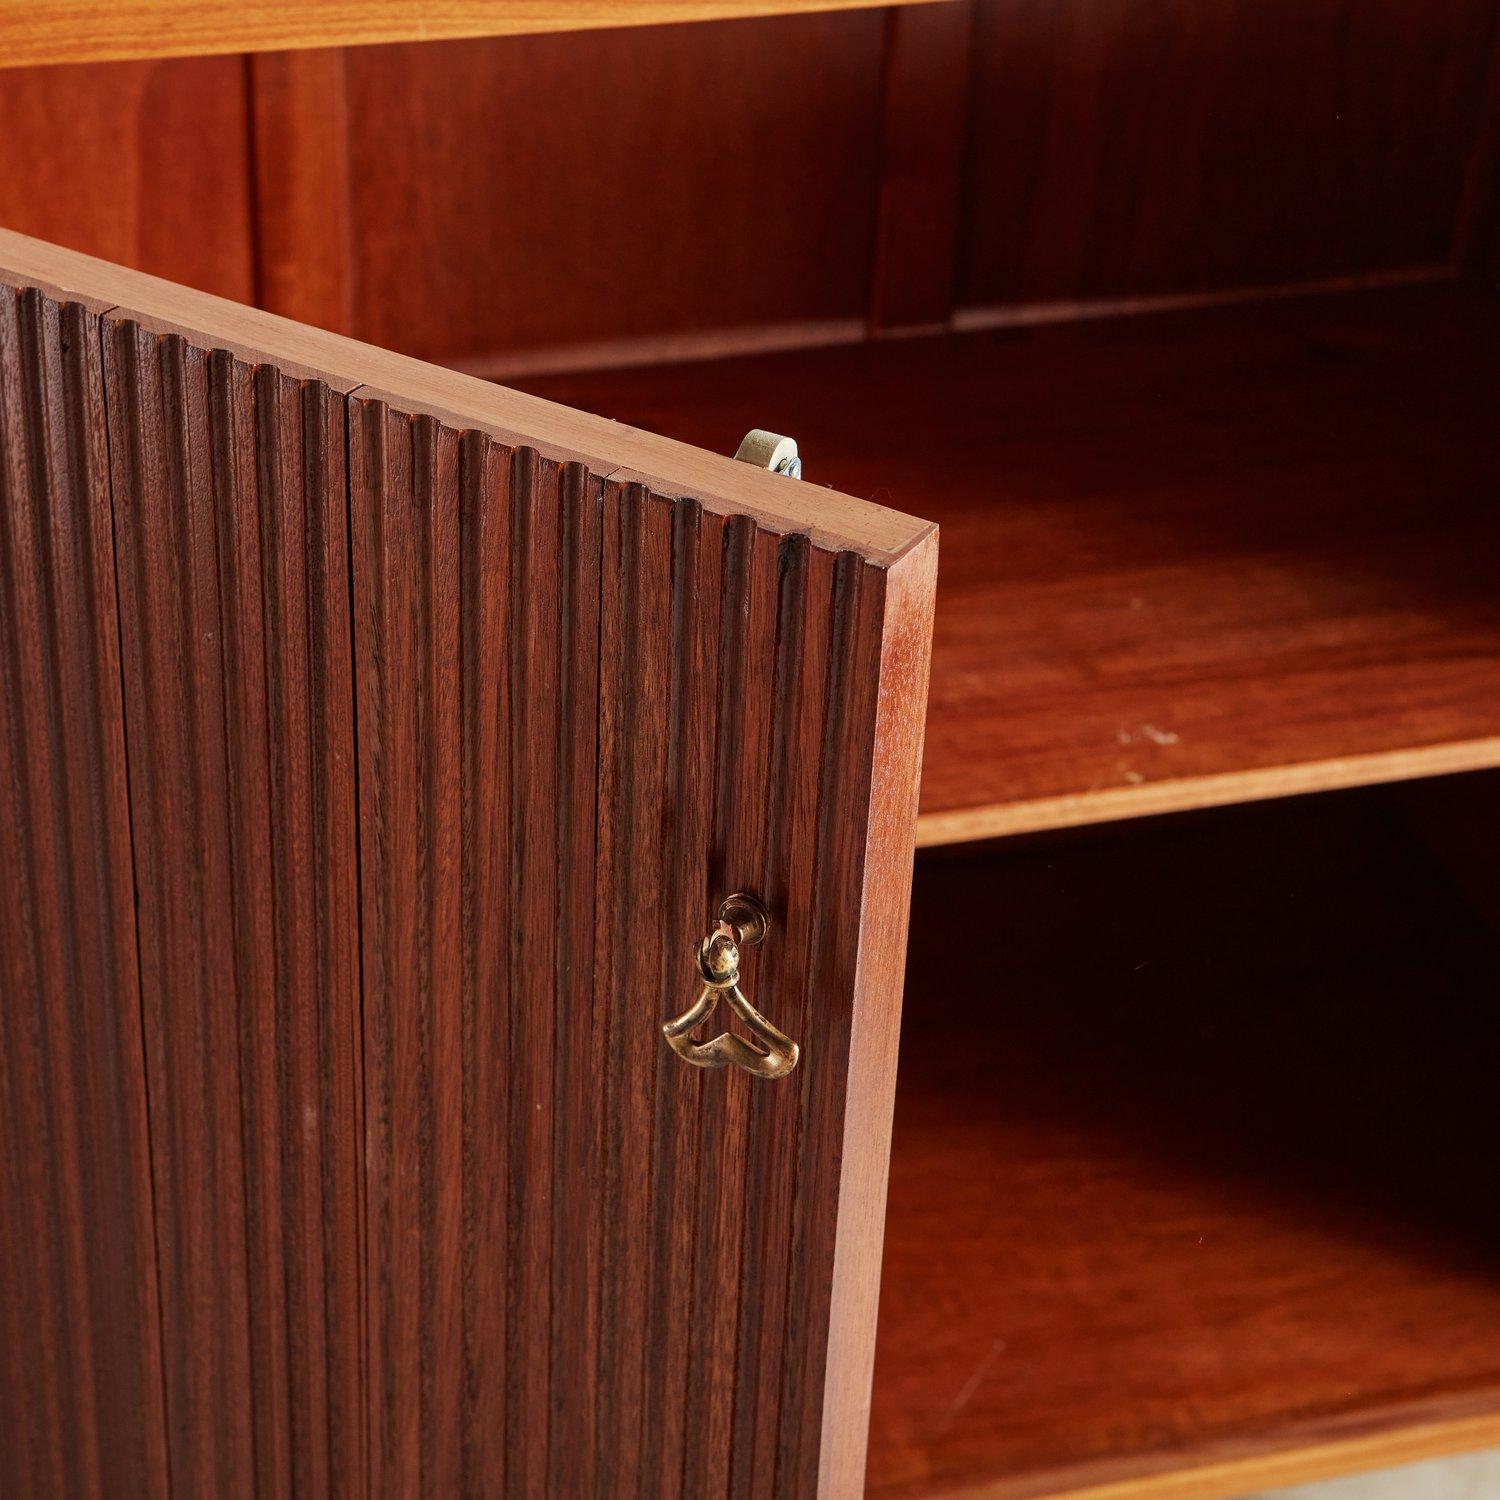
[[0, 58, 254, 301], [1455, 3, 1500, 279], [2, 1, 1496, 374], [0, 230, 935, 1494], [517, 278, 1500, 844], [101, 313, 364, 1496], [0, 228, 929, 562], [869, 788, 1500, 1497], [341, 15, 885, 367], [248, 50, 355, 333], [0, 0, 947, 67], [0, 282, 168, 1499], [348, 377, 935, 1494], [957, 0, 1500, 315], [868, 2, 974, 333]]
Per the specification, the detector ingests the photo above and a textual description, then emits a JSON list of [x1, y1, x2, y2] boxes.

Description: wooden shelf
[[0, 0, 941, 68], [518, 281, 1500, 847], [868, 788, 1500, 1499]]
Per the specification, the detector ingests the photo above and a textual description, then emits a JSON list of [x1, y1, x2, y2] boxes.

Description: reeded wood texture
[[350, 387, 934, 1493], [0, 286, 168, 1498], [0, 59, 254, 301], [100, 315, 363, 1497], [342, 15, 885, 368], [958, 0, 1500, 314], [0, 0, 946, 67], [0, 230, 931, 1494], [518, 279, 1500, 845], [0, 227, 928, 565], [869, 790, 1500, 1498]]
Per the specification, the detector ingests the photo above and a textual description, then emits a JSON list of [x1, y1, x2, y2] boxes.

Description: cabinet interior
[[520, 280, 1500, 846], [874, 776, 1500, 1497]]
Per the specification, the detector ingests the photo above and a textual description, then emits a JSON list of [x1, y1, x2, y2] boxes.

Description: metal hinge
[[733, 429, 802, 480]]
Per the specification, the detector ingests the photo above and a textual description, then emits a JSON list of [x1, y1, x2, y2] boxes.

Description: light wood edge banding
[[0, 228, 931, 566], [917, 1406, 1500, 1500], [0, 0, 956, 69], [916, 738, 1500, 848]]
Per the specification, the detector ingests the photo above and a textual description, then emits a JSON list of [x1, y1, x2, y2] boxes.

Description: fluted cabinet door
[[0, 277, 168, 1500], [0, 228, 936, 1498], [98, 313, 364, 1499], [348, 409, 935, 1496]]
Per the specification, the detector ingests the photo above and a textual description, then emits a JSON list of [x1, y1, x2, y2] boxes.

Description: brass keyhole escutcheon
[[662, 893, 799, 1080]]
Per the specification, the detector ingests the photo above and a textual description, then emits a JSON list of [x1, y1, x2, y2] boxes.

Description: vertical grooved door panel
[[351, 396, 934, 1495], [0, 231, 934, 1499], [100, 316, 363, 1498], [0, 285, 167, 1499]]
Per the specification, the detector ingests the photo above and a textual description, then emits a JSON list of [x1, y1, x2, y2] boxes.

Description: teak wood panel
[[340, 15, 886, 369], [0, 286, 167, 1498], [958, 0, 1500, 315], [4, 5, 1498, 372], [0, 228, 927, 561], [348, 391, 935, 1493], [247, 50, 356, 336], [0, 58, 255, 303], [867, 2, 975, 334], [100, 316, 364, 1495], [0, 229, 934, 1496]]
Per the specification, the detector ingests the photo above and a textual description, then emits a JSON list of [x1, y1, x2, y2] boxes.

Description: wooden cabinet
[[0, 231, 934, 1496], [4, 4, 1500, 1496]]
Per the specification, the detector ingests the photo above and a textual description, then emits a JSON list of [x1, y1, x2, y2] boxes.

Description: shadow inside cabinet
[[869, 773, 1500, 1498]]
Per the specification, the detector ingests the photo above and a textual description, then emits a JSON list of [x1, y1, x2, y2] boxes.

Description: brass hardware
[[663, 893, 799, 1080]]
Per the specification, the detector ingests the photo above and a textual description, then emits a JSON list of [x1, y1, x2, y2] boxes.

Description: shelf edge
[[915, 737, 1500, 847], [0, 0, 956, 69]]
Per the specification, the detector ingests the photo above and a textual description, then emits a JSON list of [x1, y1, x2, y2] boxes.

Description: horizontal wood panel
[[1023, 1408, 1500, 1500], [869, 791, 1500, 1496], [0, 0, 946, 67], [517, 279, 1500, 841], [0, 59, 254, 300], [342, 14, 886, 365], [958, 0, 1500, 312]]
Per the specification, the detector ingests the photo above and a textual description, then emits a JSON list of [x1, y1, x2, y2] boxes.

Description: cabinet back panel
[[959, 0, 1500, 313], [2, 5, 1497, 365], [0, 59, 255, 302], [342, 14, 887, 366]]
